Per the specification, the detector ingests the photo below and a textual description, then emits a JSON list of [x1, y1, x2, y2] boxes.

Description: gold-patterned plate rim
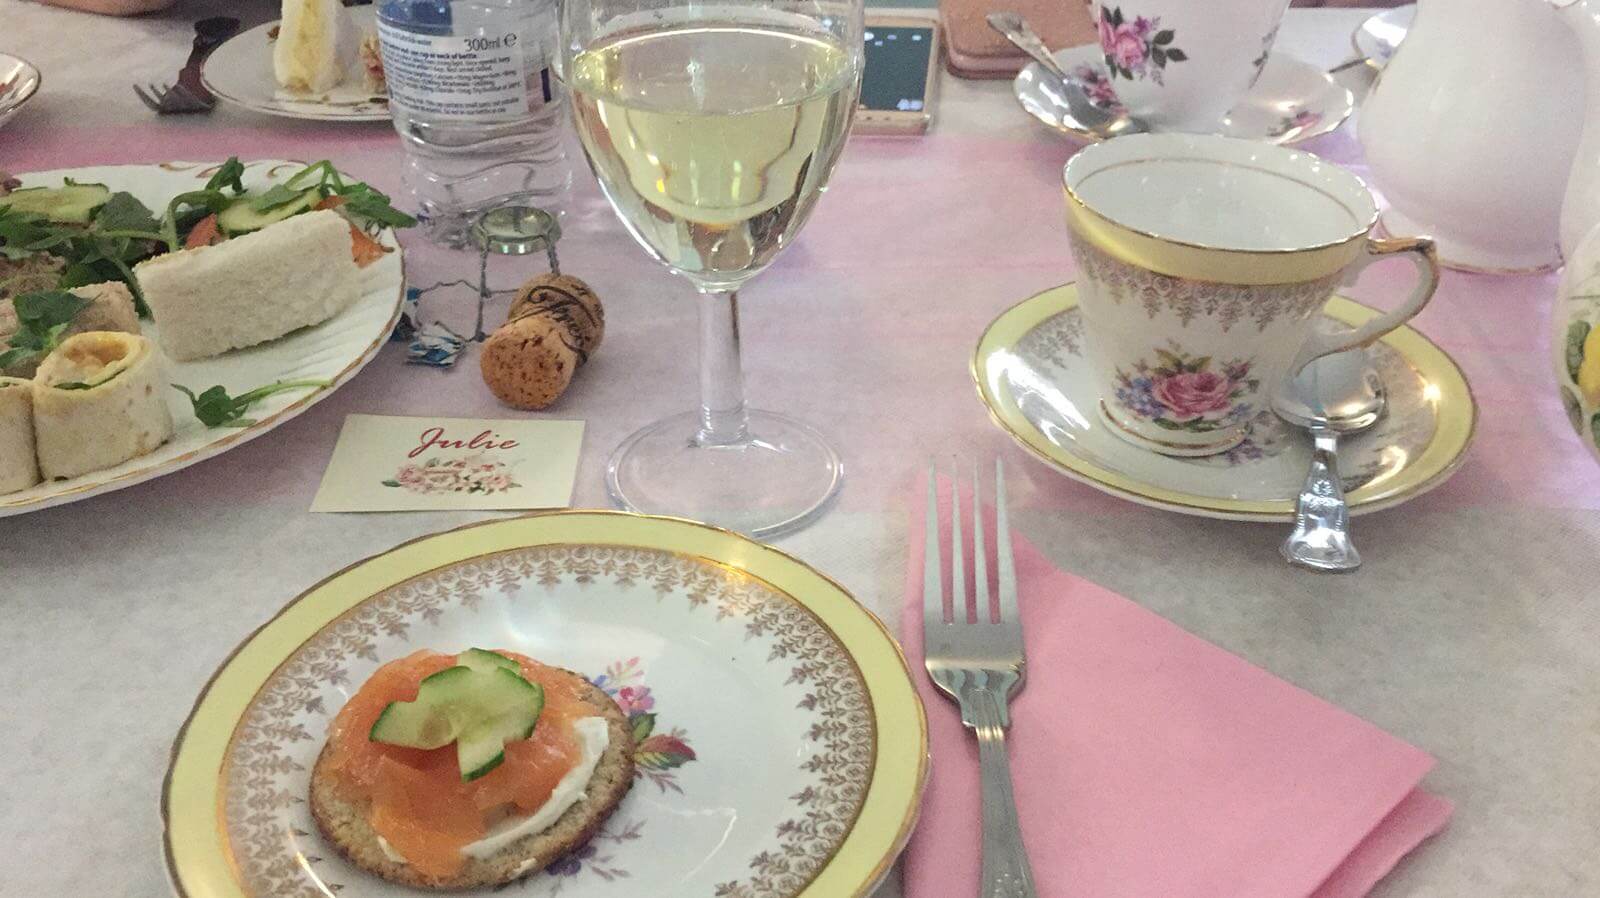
[[0, 160, 405, 515], [162, 510, 929, 898], [972, 283, 1478, 522]]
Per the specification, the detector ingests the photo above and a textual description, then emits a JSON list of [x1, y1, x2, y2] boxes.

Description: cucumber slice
[[216, 188, 319, 235], [368, 666, 478, 748], [0, 184, 112, 223], [457, 647, 519, 673], [368, 663, 545, 782], [458, 706, 541, 781]]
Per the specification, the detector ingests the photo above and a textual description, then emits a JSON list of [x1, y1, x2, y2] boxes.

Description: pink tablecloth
[[3, 15, 1598, 893], [4, 122, 1593, 518]]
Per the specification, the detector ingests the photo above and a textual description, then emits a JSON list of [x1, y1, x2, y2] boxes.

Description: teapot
[[1553, 0, 1600, 261], [1359, 0, 1583, 272]]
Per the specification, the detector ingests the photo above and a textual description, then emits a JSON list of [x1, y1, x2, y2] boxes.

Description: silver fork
[[924, 459, 1037, 898], [133, 81, 213, 115]]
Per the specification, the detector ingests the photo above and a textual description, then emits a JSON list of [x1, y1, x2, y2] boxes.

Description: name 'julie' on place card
[[311, 415, 584, 513]]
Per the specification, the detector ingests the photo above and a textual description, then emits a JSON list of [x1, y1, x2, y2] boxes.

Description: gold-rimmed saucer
[[973, 284, 1476, 522], [163, 510, 928, 898]]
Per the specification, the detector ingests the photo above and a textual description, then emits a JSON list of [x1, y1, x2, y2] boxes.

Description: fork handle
[[973, 690, 1038, 898]]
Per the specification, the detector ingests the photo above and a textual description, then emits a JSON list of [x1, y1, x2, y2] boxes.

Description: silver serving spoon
[[986, 11, 1147, 139], [1273, 350, 1386, 573]]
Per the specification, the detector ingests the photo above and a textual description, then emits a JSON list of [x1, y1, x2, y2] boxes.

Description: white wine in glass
[[561, 1, 863, 537]]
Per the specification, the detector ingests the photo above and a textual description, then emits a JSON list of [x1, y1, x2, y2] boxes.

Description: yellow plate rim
[[972, 283, 1478, 522], [162, 510, 929, 898]]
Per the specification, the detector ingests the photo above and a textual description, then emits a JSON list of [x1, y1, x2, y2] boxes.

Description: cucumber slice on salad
[[216, 188, 319, 235], [369, 661, 545, 780], [0, 183, 112, 223]]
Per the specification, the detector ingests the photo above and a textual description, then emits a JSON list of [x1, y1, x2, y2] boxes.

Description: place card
[[311, 415, 583, 512]]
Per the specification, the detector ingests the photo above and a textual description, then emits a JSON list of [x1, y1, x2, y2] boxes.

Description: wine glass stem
[[697, 289, 752, 447]]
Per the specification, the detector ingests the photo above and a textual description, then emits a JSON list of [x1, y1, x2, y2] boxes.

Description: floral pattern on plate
[[501, 658, 698, 892], [1112, 344, 1258, 434], [1555, 257, 1600, 456], [1098, 6, 1187, 84]]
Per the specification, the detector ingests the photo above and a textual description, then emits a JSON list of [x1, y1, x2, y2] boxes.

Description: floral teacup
[[1063, 133, 1440, 457], [1094, 0, 1290, 133]]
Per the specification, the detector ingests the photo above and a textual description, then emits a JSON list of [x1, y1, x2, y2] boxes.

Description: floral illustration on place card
[[383, 454, 521, 495], [1098, 7, 1187, 84], [311, 414, 583, 512]]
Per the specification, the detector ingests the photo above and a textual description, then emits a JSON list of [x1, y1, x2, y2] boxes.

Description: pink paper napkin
[[902, 483, 1452, 898]]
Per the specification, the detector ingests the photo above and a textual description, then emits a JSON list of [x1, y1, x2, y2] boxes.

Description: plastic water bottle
[[376, 0, 572, 247]]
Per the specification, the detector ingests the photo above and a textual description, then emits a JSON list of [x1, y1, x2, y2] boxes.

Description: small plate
[[203, 6, 389, 122], [1015, 49, 1353, 146], [1554, 224, 1600, 466], [973, 284, 1476, 522], [163, 511, 928, 898], [0, 160, 404, 516], [1353, 5, 1415, 70], [0, 52, 41, 132]]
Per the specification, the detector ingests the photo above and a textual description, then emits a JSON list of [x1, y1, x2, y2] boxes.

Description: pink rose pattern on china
[[381, 453, 520, 495], [1071, 63, 1126, 113], [1115, 344, 1259, 433], [1098, 6, 1187, 84]]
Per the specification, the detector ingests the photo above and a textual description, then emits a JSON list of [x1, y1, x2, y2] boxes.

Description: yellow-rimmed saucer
[[164, 511, 927, 898], [973, 284, 1476, 521]]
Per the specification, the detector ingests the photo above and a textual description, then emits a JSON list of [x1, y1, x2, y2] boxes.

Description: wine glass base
[[605, 410, 843, 539]]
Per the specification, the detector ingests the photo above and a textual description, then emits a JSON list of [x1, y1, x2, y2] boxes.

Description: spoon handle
[[985, 12, 1074, 83], [1281, 428, 1362, 573]]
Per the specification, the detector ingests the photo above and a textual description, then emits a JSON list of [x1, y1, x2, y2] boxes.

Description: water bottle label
[[377, 20, 554, 121]]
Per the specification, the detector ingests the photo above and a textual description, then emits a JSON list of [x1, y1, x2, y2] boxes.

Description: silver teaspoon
[[1272, 350, 1386, 573], [986, 11, 1147, 139]]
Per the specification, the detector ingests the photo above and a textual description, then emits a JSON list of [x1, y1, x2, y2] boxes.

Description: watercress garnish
[[173, 379, 331, 427]]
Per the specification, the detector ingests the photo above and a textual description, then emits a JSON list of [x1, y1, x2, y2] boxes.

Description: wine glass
[[559, 0, 864, 537]]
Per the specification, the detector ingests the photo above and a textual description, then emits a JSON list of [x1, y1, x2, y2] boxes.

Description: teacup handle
[[1291, 236, 1440, 374]]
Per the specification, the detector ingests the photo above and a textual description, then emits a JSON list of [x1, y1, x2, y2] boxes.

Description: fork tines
[[923, 459, 1025, 661]]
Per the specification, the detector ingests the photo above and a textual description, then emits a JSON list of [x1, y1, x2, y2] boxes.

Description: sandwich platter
[[0, 160, 404, 517], [164, 511, 929, 898]]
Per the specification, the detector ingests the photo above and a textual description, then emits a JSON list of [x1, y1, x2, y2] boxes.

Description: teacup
[[1092, 0, 1291, 132], [1062, 133, 1439, 457]]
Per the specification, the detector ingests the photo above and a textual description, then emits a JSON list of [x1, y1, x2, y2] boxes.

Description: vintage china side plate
[[0, 160, 404, 517], [163, 511, 928, 898], [1015, 49, 1353, 146], [203, 7, 389, 122], [0, 52, 42, 132], [974, 284, 1476, 521], [1554, 223, 1600, 466]]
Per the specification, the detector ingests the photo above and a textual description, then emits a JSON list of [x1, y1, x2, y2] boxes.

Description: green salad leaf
[[264, 160, 418, 230], [204, 158, 248, 195], [174, 378, 332, 427], [0, 289, 90, 369], [93, 192, 161, 235]]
